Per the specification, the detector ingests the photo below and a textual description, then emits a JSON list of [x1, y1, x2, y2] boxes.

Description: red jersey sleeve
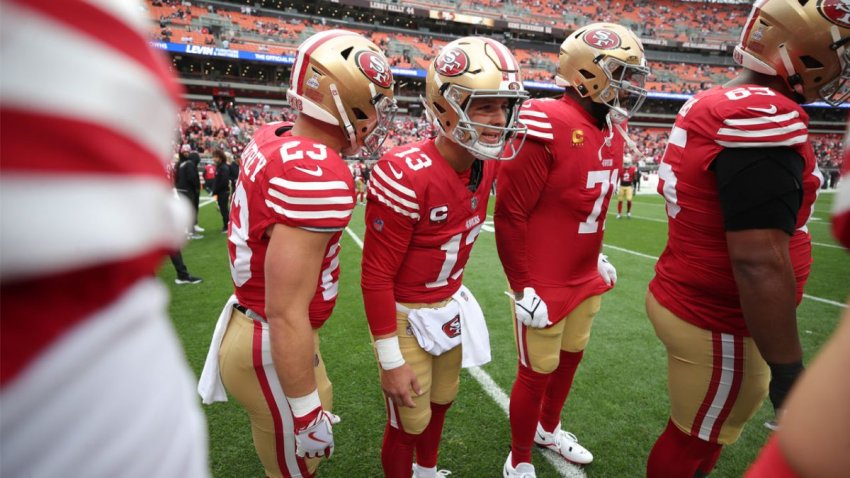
[[361, 159, 420, 336], [259, 146, 354, 233], [494, 138, 553, 292], [704, 91, 809, 153]]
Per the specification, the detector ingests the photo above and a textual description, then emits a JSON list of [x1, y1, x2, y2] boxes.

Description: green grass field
[[161, 190, 849, 478]]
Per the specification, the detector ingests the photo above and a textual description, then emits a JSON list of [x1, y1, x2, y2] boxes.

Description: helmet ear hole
[[799, 55, 823, 69], [434, 103, 446, 114], [352, 108, 368, 120], [340, 46, 354, 60], [579, 69, 597, 80]]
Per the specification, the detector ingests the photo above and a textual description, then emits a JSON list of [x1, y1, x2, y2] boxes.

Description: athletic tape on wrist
[[375, 336, 405, 370], [286, 389, 321, 418]]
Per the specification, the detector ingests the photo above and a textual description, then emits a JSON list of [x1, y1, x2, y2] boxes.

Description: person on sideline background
[[616, 157, 638, 219]]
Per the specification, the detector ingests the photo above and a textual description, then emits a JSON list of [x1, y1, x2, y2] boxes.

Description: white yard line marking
[[812, 241, 843, 249], [344, 226, 585, 477], [601, 244, 847, 309]]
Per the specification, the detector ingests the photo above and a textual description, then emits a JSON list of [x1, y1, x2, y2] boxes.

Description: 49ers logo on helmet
[[435, 48, 469, 77], [356, 51, 393, 89], [583, 29, 622, 50], [818, 0, 850, 29]]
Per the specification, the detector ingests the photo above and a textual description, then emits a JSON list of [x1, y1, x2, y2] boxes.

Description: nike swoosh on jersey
[[747, 105, 778, 115], [294, 165, 323, 177], [387, 163, 403, 180]]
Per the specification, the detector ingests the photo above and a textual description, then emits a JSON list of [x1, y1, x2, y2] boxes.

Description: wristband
[[286, 389, 321, 419], [375, 336, 405, 370]]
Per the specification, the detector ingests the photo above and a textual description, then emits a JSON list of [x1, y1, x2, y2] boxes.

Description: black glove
[[768, 360, 804, 413]]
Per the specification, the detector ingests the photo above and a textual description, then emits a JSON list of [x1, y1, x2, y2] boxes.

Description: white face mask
[[435, 84, 530, 160]]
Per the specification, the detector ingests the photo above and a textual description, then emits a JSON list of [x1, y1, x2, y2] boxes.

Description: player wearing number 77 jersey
[[197, 29, 396, 478], [495, 23, 650, 477], [361, 37, 528, 478], [646, 1, 850, 476]]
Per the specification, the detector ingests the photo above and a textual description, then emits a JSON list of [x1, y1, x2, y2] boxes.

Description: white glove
[[506, 287, 551, 328], [293, 408, 341, 458], [597, 253, 617, 286]]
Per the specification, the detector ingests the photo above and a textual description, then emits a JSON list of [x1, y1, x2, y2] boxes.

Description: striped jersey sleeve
[[264, 159, 354, 231], [517, 101, 555, 143], [712, 98, 808, 149], [366, 159, 421, 221]]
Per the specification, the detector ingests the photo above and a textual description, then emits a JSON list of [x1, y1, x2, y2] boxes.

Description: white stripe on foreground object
[[344, 227, 585, 478], [601, 245, 846, 309]]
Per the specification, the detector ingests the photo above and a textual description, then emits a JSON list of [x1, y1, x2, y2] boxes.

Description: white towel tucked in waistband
[[453, 285, 490, 368], [197, 294, 238, 404], [402, 285, 490, 368]]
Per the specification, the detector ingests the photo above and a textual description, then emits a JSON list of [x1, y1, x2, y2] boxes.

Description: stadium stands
[[147, 0, 747, 95]]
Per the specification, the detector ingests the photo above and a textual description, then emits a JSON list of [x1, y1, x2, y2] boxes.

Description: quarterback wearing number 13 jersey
[[650, 86, 820, 336], [361, 138, 497, 335]]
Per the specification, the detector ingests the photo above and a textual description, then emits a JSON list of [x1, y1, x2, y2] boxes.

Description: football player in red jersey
[[616, 157, 638, 219], [0, 0, 208, 476], [360, 37, 528, 478], [646, 1, 850, 476], [746, 126, 850, 478], [494, 23, 649, 477], [197, 30, 397, 478]]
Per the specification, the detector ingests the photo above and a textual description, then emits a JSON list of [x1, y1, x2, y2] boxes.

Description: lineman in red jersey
[[197, 30, 397, 478], [495, 23, 650, 477], [616, 158, 638, 219], [646, 1, 850, 476], [746, 124, 850, 478], [361, 37, 528, 478], [0, 0, 208, 476], [747, 128, 850, 477]]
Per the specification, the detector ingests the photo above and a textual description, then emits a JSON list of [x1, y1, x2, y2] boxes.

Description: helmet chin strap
[[329, 83, 358, 155], [598, 110, 642, 163]]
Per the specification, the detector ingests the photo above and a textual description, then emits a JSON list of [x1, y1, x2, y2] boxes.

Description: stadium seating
[[148, 0, 746, 95]]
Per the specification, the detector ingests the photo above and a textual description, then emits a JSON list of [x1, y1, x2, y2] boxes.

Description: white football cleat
[[503, 452, 536, 478], [412, 463, 451, 477], [534, 422, 593, 465]]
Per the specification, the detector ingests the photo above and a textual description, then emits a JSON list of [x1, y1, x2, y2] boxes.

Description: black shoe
[[175, 275, 203, 285]]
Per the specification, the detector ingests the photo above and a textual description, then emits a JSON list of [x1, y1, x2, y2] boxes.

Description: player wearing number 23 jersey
[[645, 1, 850, 476], [198, 29, 397, 478], [228, 123, 354, 326]]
